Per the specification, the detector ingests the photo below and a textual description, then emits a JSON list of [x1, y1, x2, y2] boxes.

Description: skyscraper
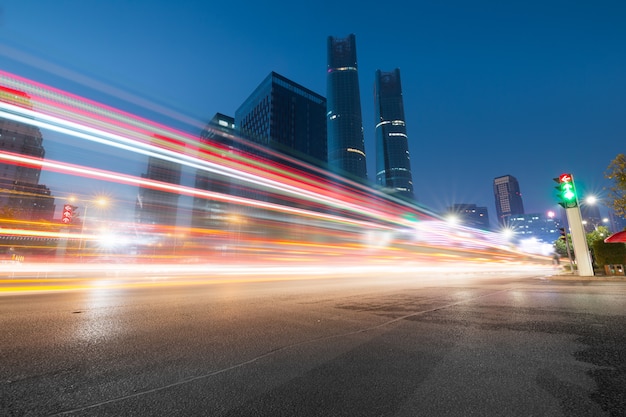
[[326, 34, 367, 180], [374, 68, 414, 199], [493, 175, 525, 226], [235, 71, 327, 168]]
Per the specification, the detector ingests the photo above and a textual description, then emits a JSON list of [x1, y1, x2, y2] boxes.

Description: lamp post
[[581, 195, 607, 232], [70, 196, 109, 254]]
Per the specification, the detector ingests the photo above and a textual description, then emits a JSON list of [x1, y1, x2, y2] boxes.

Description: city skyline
[[1, 1, 624, 223]]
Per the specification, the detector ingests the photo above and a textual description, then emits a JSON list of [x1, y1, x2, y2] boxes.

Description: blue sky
[[1, 0, 625, 222]]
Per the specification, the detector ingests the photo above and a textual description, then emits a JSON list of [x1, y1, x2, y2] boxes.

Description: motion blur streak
[[0, 150, 390, 232], [0, 71, 551, 279], [0, 262, 554, 294], [0, 103, 399, 227]]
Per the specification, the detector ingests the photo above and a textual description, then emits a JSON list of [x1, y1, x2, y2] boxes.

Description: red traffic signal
[[61, 204, 73, 224], [558, 173, 572, 183]]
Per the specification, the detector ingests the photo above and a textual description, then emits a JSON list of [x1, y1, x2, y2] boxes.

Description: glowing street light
[[69, 196, 110, 252], [445, 215, 459, 226]]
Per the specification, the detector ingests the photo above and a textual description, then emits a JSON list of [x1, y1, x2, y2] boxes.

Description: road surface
[[1, 268, 625, 416]]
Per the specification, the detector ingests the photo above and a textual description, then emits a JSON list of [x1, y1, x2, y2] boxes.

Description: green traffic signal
[[562, 183, 575, 201], [555, 173, 578, 208]]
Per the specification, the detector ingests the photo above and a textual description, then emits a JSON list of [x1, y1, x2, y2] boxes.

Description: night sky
[[1, 0, 625, 223]]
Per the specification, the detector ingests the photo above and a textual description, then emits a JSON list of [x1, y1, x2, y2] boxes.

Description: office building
[[581, 203, 604, 233], [326, 34, 367, 180], [608, 209, 626, 232], [235, 72, 327, 168], [493, 175, 524, 226], [191, 113, 239, 230], [446, 203, 490, 230], [0, 87, 54, 221], [374, 68, 414, 199], [135, 156, 181, 226], [508, 213, 563, 244]]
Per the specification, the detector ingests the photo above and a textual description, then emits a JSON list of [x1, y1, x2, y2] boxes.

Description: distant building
[[135, 155, 181, 226], [446, 204, 490, 230], [326, 34, 367, 180], [581, 203, 604, 233], [0, 87, 54, 221], [608, 209, 626, 232], [508, 213, 563, 244], [191, 113, 239, 230], [493, 175, 524, 226], [235, 71, 327, 168], [374, 69, 414, 200]]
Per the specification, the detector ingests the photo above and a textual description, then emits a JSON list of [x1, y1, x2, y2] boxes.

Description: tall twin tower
[[326, 34, 414, 200]]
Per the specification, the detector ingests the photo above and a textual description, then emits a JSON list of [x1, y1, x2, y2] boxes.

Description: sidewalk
[[546, 271, 626, 281]]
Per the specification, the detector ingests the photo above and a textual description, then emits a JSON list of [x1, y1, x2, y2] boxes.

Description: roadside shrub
[[592, 239, 626, 266]]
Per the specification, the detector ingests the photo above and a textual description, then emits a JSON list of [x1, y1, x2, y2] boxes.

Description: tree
[[587, 225, 610, 248], [553, 234, 570, 258], [605, 153, 626, 218], [553, 226, 609, 264]]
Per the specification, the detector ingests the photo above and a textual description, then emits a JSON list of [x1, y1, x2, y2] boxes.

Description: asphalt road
[[1, 270, 625, 416]]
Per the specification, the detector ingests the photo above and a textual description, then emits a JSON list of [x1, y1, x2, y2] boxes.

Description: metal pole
[[79, 204, 88, 253], [564, 230, 574, 272], [566, 204, 594, 276]]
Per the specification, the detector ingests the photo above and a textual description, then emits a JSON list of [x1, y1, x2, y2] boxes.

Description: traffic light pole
[[566, 205, 594, 276], [554, 173, 594, 276], [562, 230, 574, 272]]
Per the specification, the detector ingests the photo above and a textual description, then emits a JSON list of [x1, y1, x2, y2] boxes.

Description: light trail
[[1, 70, 441, 221], [0, 71, 552, 273], [0, 102, 406, 228], [0, 150, 395, 232], [0, 260, 555, 295], [0, 71, 431, 225]]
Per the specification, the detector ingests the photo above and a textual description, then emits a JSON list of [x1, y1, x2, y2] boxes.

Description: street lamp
[[579, 194, 610, 233], [69, 196, 109, 252], [445, 214, 459, 226]]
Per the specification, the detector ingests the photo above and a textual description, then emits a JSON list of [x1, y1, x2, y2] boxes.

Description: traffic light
[[61, 204, 74, 224], [554, 173, 578, 208], [559, 228, 567, 240]]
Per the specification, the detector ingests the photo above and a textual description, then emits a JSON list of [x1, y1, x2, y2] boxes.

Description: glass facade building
[[374, 69, 414, 199], [326, 34, 367, 180], [235, 72, 327, 168], [493, 175, 525, 226]]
